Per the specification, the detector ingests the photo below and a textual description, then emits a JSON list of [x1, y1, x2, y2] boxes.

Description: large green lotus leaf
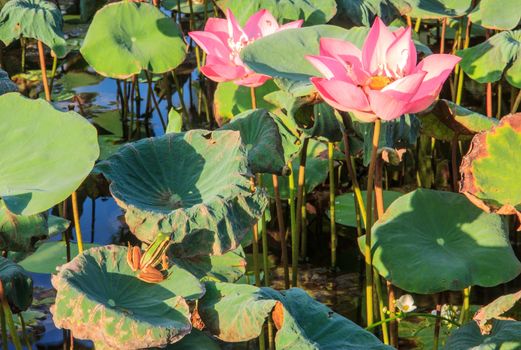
[[0, 0, 67, 57], [97, 130, 268, 256], [0, 93, 99, 216], [215, 0, 337, 26], [213, 80, 278, 126], [241, 25, 367, 82], [469, 0, 520, 30], [457, 30, 521, 88], [163, 0, 214, 13], [333, 0, 405, 26], [0, 69, 18, 95], [80, 2, 186, 79], [360, 189, 521, 294], [164, 330, 220, 350], [460, 113, 521, 224], [269, 288, 392, 349], [354, 114, 420, 166], [397, 0, 472, 19], [199, 282, 390, 348], [51, 245, 197, 349], [328, 190, 403, 229], [445, 320, 521, 349], [418, 99, 498, 142], [260, 139, 329, 200], [220, 109, 286, 175], [198, 282, 277, 342], [172, 246, 246, 283], [18, 241, 96, 274], [0, 257, 32, 312]]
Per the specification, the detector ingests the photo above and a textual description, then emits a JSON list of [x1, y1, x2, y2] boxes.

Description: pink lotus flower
[[189, 9, 303, 87], [306, 18, 461, 122]]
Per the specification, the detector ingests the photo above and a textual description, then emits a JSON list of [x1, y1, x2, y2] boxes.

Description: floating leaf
[[474, 290, 521, 334], [215, 0, 337, 26], [469, 0, 520, 30], [172, 246, 246, 283], [418, 99, 498, 142], [0, 93, 99, 215], [80, 2, 186, 79], [51, 245, 198, 349], [328, 190, 403, 229], [0, 0, 67, 57], [18, 241, 98, 274], [360, 189, 521, 294], [97, 130, 267, 256], [0, 257, 32, 312], [213, 80, 278, 126], [397, 0, 472, 19], [457, 30, 521, 88], [445, 320, 521, 349], [460, 113, 521, 226], [220, 109, 286, 175]]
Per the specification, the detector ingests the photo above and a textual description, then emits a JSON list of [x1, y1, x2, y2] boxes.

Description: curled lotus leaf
[[80, 1, 187, 79], [445, 320, 521, 349], [473, 290, 521, 334], [360, 189, 521, 294], [97, 130, 268, 256], [215, 0, 337, 26], [51, 245, 200, 349], [0, 69, 17, 95], [0, 93, 99, 216], [460, 113, 521, 226], [0, 257, 32, 312], [199, 282, 391, 348], [457, 30, 521, 88], [0, 0, 67, 57], [418, 99, 498, 142], [220, 108, 286, 175], [469, 0, 521, 30]]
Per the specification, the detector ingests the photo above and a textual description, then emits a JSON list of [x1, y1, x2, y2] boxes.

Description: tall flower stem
[[0, 282, 21, 350], [455, 17, 472, 105], [459, 286, 471, 324], [365, 119, 382, 327], [145, 71, 166, 131], [288, 163, 297, 287], [374, 271, 389, 344], [0, 307, 7, 350], [328, 142, 337, 268], [433, 295, 442, 350], [292, 138, 309, 287], [71, 191, 84, 254], [19, 313, 31, 349], [273, 174, 290, 289], [440, 18, 447, 54], [37, 41, 51, 102]]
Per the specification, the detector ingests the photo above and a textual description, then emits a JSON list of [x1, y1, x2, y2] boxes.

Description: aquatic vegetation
[[0, 0, 521, 349]]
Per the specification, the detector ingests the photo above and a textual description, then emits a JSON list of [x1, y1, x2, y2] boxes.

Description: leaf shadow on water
[[368, 190, 521, 294]]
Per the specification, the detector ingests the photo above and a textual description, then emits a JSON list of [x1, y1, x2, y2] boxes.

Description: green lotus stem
[[440, 17, 447, 54], [496, 82, 502, 118], [341, 126, 367, 227], [250, 177, 262, 287], [19, 313, 31, 350], [49, 54, 58, 93], [273, 174, 290, 289], [292, 138, 309, 287], [328, 142, 337, 268], [288, 163, 297, 287], [455, 17, 472, 105], [0, 307, 7, 350], [387, 281, 398, 347], [486, 83, 493, 117], [459, 286, 471, 324], [374, 271, 389, 344], [171, 71, 190, 127], [0, 284, 21, 350], [366, 312, 460, 331], [365, 119, 381, 327], [511, 88, 521, 114], [145, 71, 166, 131], [267, 319, 275, 350], [71, 191, 84, 254], [414, 18, 421, 32], [300, 188, 307, 259], [257, 175, 270, 286], [20, 36, 25, 72], [433, 298, 442, 350], [258, 328, 266, 350], [451, 134, 459, 192]]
